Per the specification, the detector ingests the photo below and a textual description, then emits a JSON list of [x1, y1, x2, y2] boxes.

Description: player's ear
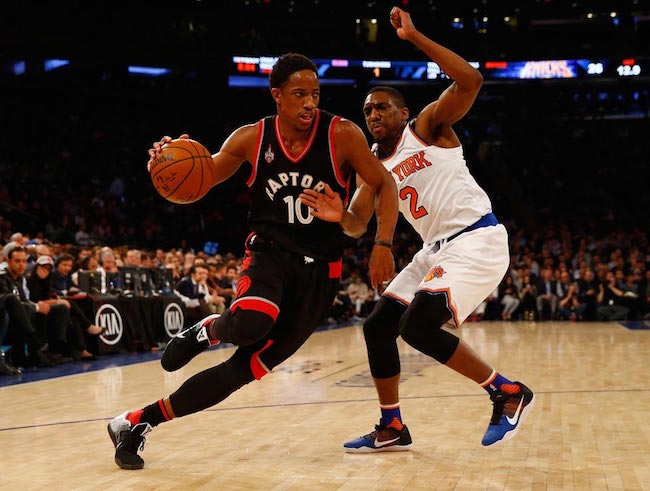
[[401, 107, 410, 122], [270, 87, 281, 103]]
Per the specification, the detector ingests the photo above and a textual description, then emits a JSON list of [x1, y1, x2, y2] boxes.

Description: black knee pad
[[399, 291, 459, 364], [212, 308, 275, 346], [363, 296, 407, 379]]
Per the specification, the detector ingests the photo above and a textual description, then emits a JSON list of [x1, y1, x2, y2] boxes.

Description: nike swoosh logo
[[506, 395, 525, 425], [176, 330, 187, 339], [374, 436, 400, 447]]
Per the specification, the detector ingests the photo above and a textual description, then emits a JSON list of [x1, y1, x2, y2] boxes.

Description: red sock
[[126, 410, 143, 425]]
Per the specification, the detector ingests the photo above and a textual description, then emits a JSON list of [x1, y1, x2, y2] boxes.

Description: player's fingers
[[301, 189, 320, 198], [179, 134, 189, 140], [323, 183, 336, 197], [299, 194, 318, 208]]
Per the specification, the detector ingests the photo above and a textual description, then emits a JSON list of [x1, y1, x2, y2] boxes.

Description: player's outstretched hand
[[299, 183, 344, 223], [147, 133, 190, 171], [389, 6, 417, 40], [368, 244, 395, 289]]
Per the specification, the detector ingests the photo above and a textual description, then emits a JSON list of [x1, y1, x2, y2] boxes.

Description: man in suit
[[175, 264, 224, 322], [536, 268, 558, 320]]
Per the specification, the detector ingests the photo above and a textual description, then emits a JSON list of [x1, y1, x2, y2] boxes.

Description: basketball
[[150, 138, 215, 204]]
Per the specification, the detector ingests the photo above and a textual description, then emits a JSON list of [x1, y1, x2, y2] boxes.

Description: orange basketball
[[150, 138, 215, 204]]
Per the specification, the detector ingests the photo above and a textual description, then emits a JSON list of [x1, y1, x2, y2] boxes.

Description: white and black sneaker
[[160, 314, 220, 372], [107, 411, 152, 470]]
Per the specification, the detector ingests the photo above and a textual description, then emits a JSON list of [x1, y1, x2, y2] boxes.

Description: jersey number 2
[[400, 186, 428, 219]]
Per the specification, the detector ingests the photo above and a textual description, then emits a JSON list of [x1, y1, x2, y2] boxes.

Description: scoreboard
[[230, 55, 649, 87]]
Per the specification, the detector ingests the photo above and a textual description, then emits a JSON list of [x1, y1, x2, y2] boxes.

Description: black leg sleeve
[[363, 296, 407, 379], [169, 348, 256, 417], [399, 292, 459, 364]]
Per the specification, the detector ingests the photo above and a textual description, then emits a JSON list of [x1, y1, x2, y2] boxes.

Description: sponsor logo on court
[[164, 302, 185, 338], [96, 304, 123, 346]]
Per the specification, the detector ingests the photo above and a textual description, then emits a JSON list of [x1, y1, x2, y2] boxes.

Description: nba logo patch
[[264, 145, 274, 163], [424, 266, 445, 282]]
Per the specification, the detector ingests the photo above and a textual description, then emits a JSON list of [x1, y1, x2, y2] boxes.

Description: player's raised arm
[[389, 7, 483, 140]]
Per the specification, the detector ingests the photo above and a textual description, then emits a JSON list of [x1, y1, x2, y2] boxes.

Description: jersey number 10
[[283, 195, 315, 225]]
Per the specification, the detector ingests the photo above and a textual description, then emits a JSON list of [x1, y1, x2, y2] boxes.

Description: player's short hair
[[366, 86, 406, 109], [269, 53, 318, 89]]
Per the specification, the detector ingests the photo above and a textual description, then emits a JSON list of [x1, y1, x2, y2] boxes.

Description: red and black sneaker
[[161, 314, 220, 372]]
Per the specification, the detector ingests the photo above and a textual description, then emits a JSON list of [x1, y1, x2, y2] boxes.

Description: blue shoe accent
[[482, 381, 535, 447], [344, 421, 412, 453]]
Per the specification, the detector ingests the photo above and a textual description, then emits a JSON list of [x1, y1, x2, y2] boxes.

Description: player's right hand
[[299, 183, 344, 223], [147, 133, 189, 171]]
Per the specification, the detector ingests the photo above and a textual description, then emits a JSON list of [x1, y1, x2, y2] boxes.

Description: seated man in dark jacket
[[175, 264, 225, 323]]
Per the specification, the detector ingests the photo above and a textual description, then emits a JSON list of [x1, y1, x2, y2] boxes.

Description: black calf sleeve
[[170, 349, 255, 417], [364, 297, 407, 378], [399, 292, 459, 364], [210, 308, 275, 347]]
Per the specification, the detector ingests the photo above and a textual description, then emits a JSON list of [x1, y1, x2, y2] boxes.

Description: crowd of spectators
[[1, 216, 648, 376]]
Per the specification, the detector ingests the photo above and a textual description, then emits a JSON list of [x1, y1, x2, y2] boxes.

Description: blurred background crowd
[[1, 0, 649, 373]]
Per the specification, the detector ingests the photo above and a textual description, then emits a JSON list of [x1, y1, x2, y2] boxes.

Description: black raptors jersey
[[247, 109, 349, 262]]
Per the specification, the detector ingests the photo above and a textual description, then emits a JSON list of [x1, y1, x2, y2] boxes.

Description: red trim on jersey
[[250, 339, 274, 380], [328, 116, 346, 188], [378, 127, 406, 162], [241, 231, 255, 272], [328, 259, 342, 279], [274, 109, 320, 163], [247, 119, 265, 187], [343, 174, 351, 207], [230, 297, 280, 321], [418, 287, 459, 327]]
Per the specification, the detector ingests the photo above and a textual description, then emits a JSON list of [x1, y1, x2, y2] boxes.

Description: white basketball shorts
[[383, 224, 509, 329]]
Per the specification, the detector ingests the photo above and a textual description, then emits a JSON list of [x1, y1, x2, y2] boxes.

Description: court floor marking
[[2, 387, 649, 433]]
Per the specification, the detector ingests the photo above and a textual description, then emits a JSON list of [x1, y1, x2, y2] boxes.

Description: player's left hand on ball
[[368, 244, 395, 289], [147, 133, 189, 171], [299, 183, 344, 223]]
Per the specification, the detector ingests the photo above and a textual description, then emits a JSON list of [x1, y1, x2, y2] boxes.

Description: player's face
[[274, 70, 320, 131], [363, 92, 406, 143]]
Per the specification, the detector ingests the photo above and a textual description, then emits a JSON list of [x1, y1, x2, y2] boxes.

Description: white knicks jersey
[[377, 122, 492, 245]]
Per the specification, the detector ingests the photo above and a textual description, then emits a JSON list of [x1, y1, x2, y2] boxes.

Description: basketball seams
[[186, 139, 205, 198], [151, 155, 194, 180], [151, 138, 213, 203]]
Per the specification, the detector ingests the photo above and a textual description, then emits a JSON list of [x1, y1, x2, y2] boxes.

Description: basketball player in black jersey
[[107, 53, 399, 470]]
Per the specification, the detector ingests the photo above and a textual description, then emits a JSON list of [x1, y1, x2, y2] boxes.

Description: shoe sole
[[483, 393, 536, 447], [114, 456, 144, 470], [344, 444, 412, 453]]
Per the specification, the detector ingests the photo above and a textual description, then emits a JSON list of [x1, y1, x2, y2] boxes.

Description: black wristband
[[374, 240, 392, 248]]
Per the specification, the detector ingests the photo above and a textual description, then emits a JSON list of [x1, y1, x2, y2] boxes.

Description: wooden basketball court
[[2, 321, 649, 490]]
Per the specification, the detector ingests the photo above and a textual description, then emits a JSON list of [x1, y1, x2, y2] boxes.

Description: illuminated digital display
[[227, 55, 648, 86]]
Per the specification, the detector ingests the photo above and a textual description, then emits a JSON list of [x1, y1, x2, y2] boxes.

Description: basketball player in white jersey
[[300, 6, 534, 451]]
